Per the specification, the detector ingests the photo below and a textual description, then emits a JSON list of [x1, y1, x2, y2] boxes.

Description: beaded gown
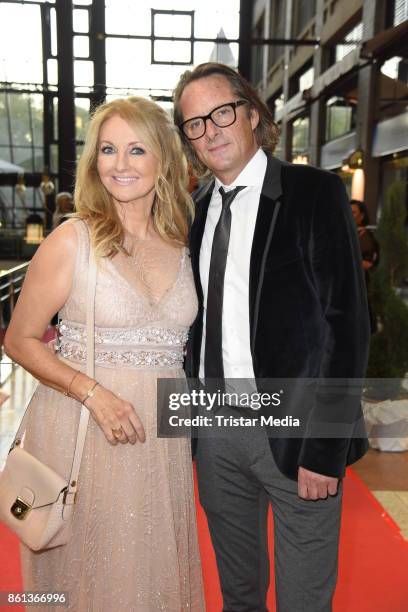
[[20, 220, 205, 611]]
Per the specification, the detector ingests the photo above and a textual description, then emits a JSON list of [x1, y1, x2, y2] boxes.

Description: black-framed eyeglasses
[[179, 100, 248, 140]]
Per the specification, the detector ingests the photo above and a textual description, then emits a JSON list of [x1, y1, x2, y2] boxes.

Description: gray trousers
[[195, 407, 343, 612]]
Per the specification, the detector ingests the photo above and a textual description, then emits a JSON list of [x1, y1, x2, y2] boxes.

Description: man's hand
[[298, 466, 339, 500]]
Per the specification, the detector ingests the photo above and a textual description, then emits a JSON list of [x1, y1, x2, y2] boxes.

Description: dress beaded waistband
[[57, 319, 187, 369]]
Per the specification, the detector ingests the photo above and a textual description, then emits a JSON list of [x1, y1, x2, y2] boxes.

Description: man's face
[[178, 75, 260, 185]]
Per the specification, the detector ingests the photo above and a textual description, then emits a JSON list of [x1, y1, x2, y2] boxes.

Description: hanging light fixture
[[25, 210, 44, 245]]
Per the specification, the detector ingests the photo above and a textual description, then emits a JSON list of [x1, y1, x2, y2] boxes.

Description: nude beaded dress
[[20, 220, 205, 611]]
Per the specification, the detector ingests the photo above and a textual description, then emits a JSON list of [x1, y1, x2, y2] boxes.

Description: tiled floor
[[1, 365, 408, 539], [354, 448, 408, 540], [371, 491, 408, 540]]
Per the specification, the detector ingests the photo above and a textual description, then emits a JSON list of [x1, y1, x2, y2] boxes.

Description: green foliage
[[376, 180, 408, 286], [367, 180, 408, 397]]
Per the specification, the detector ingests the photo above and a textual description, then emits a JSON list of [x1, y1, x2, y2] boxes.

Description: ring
[[112, 427, 123, 438]]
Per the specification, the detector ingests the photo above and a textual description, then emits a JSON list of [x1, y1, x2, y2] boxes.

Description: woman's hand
[[84, 384, 146, 446]]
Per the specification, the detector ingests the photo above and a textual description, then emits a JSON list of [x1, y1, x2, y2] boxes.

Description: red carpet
[[1, 468, 408, 611], [196, 467, 408, 612], [0, 523, 24, 612]]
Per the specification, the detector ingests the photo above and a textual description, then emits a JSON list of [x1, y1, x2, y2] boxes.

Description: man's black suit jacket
[[186, 154, 370, 481]]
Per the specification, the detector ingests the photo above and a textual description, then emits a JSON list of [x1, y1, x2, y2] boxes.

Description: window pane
[[194, 0, 239, 39], [74, 36, 90, 58], [0, 186, 13, 228], [0, 4, 43, 83], [14, 207, 30, 229], [53, 98, 58, 142], [252, 15, 265, 85], [0, 146, 12, 163], [105, 0, 152, 36], [47, 59, 58, 85], [153, 13, 192, 38], [74, 60, 94, 87], [269, 0, 286, 68], [75, 98, 90, 141], [50, 7, 58, 57], [4, 94, 43, 160], [33, 148, 44, 172], [31, 95, 44, 148], [292, 116, 309, 155], [154, 40, 191, 64], [106, 38, 152, 89], [0, 93, 10, 146], [299, 67, 314, 92], [73, 9, 89, 33], [9, 95, 31, 147], [12, 147, 34, 172], [50, 144, 59, 174], [394, 0, 408, 25], [335, 23, 362, 63], [193, 42, 214, 65], [293, 0, 316, 36]]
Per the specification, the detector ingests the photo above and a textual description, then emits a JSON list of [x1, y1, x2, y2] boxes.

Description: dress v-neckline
[[106, 246, 186, 309]]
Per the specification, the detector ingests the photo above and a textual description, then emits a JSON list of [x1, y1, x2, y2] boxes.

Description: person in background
[[52, 191, 74, 228], [350, 199, 380, 332]]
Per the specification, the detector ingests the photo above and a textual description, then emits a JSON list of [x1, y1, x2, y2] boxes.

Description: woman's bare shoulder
[[30, 219, 80, 266]]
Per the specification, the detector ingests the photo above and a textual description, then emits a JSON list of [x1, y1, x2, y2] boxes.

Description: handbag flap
[[5, 447, 68, 508]]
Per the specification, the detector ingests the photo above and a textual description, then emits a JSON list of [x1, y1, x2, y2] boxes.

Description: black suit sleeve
[[298, 173, 370, 477]]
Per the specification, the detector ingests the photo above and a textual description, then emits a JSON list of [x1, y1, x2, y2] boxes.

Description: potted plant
[[367, 180, 408, 392], [363, 180, 408, 450]]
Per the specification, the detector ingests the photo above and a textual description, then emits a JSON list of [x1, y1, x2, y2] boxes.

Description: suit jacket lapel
[[190, 178, 215, 303], [249, 155, 284, 352]]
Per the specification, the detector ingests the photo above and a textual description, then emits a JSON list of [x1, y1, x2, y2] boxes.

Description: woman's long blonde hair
[[74, 96, 193, 257]]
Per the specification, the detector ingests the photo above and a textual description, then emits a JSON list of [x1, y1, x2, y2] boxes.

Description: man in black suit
[[173, 62, 369, 612]]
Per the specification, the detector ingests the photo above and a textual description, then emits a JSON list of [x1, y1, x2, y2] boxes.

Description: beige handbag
[[0, 246, 97, 552]]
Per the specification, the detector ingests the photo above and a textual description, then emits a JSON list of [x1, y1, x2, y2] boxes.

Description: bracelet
[[64, 370, 80, 397], [81, 381, 99, 406]]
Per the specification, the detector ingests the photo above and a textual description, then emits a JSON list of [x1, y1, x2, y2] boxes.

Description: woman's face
[[96, 114, 159, 208]]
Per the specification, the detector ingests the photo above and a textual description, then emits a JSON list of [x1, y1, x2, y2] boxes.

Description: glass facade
[[0, 0, 240, 229], [325, 97, 356, 142], [292, 116, 309, 162], [335, 22, 363, 63]]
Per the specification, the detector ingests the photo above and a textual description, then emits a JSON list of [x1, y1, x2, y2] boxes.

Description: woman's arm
[[4, 221, 145, 446], [4, 221, 86, 394]]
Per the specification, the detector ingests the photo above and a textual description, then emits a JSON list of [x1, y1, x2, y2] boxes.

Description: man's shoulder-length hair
[[173, 62, 280, 177]]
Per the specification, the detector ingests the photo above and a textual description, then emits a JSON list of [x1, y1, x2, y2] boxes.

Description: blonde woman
[[5, 97, 205, 611]]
